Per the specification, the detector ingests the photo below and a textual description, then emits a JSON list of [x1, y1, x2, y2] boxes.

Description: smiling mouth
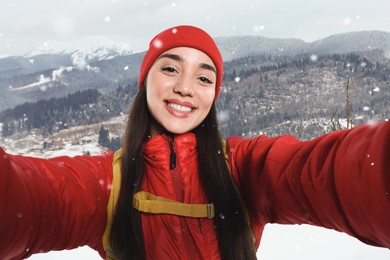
[[167, 102, 193, 112]]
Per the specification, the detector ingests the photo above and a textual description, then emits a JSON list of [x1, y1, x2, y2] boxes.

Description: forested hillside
[[218, 50, 389, 139], [0, 86, 136, 137], [1, 50, 389, 145]]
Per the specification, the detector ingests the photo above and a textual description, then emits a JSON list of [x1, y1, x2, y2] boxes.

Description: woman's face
[[146, 47, 216, 136]]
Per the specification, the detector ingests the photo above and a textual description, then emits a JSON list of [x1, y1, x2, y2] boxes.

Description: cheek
[[145, 70, 161, 98], [145, 88, 153, 110], [146, 74, 173, 100], [145, 84, 160, 116], [199, 89, 215, 109], [146, 90, 162, 118], [146, 80, 161, 103]]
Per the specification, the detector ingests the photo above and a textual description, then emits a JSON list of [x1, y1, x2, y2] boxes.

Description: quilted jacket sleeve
[[0, 149, 114, 259], [227, 121, 390, 249]]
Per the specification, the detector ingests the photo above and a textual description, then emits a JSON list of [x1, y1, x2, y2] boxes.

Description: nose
[[173, 75, 195, 97]]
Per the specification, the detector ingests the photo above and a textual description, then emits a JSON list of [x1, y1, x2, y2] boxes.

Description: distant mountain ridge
[[2, 49, 389, 141], [0, 35, 133, 76], [215, 30, 390, 60], [0, 30, 389, 112], [27, 35, 133, 65]]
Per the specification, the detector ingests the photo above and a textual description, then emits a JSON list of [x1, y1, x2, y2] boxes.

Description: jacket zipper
[[168, 137, 176, 170], [166, 136, 196, 260]]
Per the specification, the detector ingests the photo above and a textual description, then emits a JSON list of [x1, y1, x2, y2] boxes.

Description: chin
[[166, 129, 191, 135], [164, 125, 194, 135]]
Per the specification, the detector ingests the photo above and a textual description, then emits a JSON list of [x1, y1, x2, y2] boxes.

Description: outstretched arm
[[227, 120, 390, 249], [0, 149, 114, 259]]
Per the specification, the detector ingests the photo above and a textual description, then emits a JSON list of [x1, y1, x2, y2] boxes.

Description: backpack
[[101, 140, 248, 259]]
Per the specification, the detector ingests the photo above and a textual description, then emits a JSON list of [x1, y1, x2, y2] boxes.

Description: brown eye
[[198, 76, 213, 84], [161, 66, 177, 73]]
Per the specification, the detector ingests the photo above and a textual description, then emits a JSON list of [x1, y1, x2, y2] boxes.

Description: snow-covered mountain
[[0, 35, 134, 77], [0, 30, 389, 112], [27, 35, 133, 68], [309, 30, 390, 55], [215, 30, 390, 61], [0, 35, 143, 112], [215, 36, 307, 60]]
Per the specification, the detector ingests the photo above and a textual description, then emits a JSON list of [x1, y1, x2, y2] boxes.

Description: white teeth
[[167, 103, 192, 112]]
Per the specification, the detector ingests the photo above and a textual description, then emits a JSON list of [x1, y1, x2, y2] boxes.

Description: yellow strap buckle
[[133, 191, 215, 219], [207, 203, 213, 219]]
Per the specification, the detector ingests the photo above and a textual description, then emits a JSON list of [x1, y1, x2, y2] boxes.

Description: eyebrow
[[158, 53, 182, 61], [157, 53, 217, 74]]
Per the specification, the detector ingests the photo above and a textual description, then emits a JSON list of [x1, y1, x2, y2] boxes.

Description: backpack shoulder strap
[[102, 148, 122, 259], [221, 139, 229, 168]]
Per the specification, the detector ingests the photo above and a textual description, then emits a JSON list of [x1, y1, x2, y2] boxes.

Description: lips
[[167, 102, 192, 112], [164, 99, 196, 117]]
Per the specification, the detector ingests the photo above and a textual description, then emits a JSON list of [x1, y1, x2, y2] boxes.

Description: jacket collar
[[142, 132, 197, 162]]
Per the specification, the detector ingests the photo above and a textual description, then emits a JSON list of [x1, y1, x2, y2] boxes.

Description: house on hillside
[[51, 140, 63, 150]]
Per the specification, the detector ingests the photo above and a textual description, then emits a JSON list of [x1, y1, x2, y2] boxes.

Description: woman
[[0, 25, 389, 260]]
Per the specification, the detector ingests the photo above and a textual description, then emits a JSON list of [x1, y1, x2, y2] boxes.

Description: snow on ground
[[27, 224, 390, 259]]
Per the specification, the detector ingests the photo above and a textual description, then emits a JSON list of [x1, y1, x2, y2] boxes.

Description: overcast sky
[[0, 0, 390, 57]]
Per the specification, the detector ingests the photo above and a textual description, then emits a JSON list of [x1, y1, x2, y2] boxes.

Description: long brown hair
[[109, 84, 256, 259]]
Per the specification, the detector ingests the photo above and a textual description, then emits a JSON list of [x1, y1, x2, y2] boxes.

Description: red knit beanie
[[138, 25, 223, 99]]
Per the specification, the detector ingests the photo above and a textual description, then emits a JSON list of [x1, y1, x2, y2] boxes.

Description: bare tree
[[330, 78, 353, 131]]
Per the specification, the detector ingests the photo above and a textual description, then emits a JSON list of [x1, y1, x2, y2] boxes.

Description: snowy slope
[[27, 35, 133, 65], [27, 225, 390, 259], [215, 30, 390, 61]]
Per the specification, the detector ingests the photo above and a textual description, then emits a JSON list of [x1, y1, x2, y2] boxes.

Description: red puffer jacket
[[0, 121, 389, 259]]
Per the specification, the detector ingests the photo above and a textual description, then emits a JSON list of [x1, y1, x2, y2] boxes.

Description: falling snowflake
[[105, 16, 111, 22], [217, 110, 229, 122], [343, 17, 352, 25], [253, 25, 265, 32], [153, 39, 163, 49]]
